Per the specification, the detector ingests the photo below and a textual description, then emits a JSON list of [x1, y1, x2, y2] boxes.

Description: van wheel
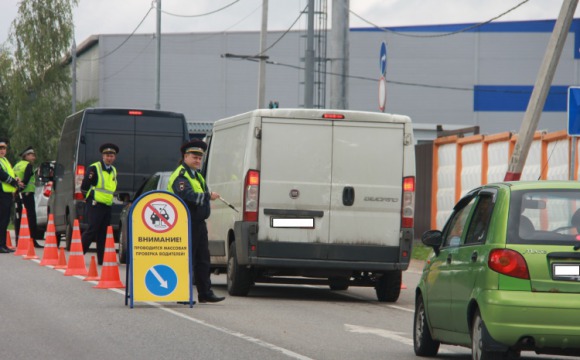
[[227, 242, 251, 296], [329, 277, 349, 291], [375, 270, 401, 302], [65, 216, 73, 251], [414, 294, 440, 356]]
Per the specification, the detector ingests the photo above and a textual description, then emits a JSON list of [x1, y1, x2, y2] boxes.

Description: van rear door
[[329, 121, 405, 247], [259, 118, 332, 244]]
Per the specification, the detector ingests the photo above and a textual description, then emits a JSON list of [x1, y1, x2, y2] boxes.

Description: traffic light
[[268, 101, 279, 109]]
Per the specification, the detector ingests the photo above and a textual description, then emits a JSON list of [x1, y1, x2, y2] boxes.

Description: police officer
[[14, 146, 42, 248], [0, 138, 22, 253], [168, 140, 225, 303], [81, 143, 119, 265]]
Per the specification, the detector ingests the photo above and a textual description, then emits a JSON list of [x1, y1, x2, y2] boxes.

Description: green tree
[[0, 46, 12, 142], [7, 0, 78, 164]]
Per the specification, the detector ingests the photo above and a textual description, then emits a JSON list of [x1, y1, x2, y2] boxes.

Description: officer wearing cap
[[13, 146, 42, 248], [167, 140, 225, 303], [0, 138, 23, 253], [80, 143, 119, 265]]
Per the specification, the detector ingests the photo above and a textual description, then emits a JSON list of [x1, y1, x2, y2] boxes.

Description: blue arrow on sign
[[145, 264, 178, 297], [568, 87, 580, 136], [379, 42, 387, 76]]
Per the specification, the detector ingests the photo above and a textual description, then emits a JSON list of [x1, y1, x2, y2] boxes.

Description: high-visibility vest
[[0, 157, 17, 193], [13, 160, 35, 193], [86, 161, 117, 206], [167, 165, 206, 194]]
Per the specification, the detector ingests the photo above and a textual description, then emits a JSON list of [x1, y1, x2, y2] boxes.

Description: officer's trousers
[[81, 202, 111, 265], [0, 193, 12, 248], [15, 192, 38, 242], [192, 221, 212, 298]]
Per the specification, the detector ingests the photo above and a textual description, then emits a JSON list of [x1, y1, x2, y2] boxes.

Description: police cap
[[100, 143, 119, 155], [20, 146, 35, 157], [181, 140, 207, 155]]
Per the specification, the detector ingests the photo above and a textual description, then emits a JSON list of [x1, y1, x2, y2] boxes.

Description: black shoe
[[199, 293, 225, 303], [0, 246, 14, 253], [33, 241, 43, 248], [177, 301, 196, 305]]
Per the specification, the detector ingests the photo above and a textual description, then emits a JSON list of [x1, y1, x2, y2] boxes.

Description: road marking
[[345, 324, 414, 346]]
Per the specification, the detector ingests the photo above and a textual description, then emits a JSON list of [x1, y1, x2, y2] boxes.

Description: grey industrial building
[[71, 19, 580, 140]]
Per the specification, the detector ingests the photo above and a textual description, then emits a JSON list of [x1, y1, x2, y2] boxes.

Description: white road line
[[345, 324, 414, 346], [34, 258, 313, 360]]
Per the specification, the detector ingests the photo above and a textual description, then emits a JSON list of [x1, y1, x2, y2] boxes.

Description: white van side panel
[[258, 118, 332, 244], [330, 122, 404, 246]]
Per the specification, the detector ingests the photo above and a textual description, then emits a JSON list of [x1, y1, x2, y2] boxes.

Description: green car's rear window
[[508, 189, 580, 245]]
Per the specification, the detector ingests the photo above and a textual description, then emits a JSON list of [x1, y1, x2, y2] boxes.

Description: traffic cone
[[14, 207, 30, 256], [23, 238, 39, 260], [54, 247, 68, 270], [94, 226, 124, 289], [84, 256, 100, 281], [64, 219, 88, 276], [401, 283, 407, 290], [6, 230, 15, 250], [40, 214, 59, 266]]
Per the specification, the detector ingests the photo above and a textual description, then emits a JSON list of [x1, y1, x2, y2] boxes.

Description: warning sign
[[125, 191, 193, 308], [142, 199, 178, 233]]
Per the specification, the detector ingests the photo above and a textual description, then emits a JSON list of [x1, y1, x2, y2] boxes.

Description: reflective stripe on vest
[[13, 160, 35, 193], [86, 162, 117, 206], [167, 165, 205, 194], [0, 157, 17, 193]]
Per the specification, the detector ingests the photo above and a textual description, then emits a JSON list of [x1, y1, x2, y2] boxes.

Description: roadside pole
[[504, 0, 578, 181]]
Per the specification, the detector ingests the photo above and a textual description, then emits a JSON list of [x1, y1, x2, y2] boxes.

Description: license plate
[[553, 263, 580, 280], [271, 218, 314, 228]]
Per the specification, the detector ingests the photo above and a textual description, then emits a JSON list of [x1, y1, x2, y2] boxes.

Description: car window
[[142, 174, 161, 194], [442, 196, 476, 248], [464, 195, 494, 245]]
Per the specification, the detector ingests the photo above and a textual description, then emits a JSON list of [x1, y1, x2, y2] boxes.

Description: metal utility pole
[[304, 0, 315, 108], [329, 0, 349, 109], [257, 0, 269, 109], [504, 0, 578, 181], [155, 0, 161, 110], [71, 36, 77, 113]]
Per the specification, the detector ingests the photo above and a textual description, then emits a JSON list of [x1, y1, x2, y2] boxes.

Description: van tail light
[[401, 176, 415, 228], [488, 249, 530, 279], [43, 181, 53, 197], [243, 170, 260, 222], [74, 165, 85, 200]]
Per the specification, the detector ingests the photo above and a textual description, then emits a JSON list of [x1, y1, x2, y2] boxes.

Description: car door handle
[[471, 251, 478, 262], [342, 186, 355, 206], [446, 254, 452, 264]]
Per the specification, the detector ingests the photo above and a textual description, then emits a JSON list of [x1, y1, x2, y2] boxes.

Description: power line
[[348, 0, 531, 38], [161, 0, 240, 18], [256, 4, 308, 56]]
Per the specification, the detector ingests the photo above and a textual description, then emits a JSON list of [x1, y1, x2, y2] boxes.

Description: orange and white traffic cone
[[14, 208, 30, 256], [40, 214, 59, 266], [23, 238, 39, 260], [94, 226, 124, 289], [84, 256, 100, 281], [64, 219, 88, 276], [54, 247, 68, 270], [6, 230, 15, 250]]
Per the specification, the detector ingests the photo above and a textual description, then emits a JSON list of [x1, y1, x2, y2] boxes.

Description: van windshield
[[508, 189, 580, 245]]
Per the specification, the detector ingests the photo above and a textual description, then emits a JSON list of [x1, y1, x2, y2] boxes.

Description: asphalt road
[[0, 239, 570, 360]]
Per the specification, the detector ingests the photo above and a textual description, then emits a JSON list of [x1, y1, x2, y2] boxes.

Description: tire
[[472, 310, 509, 360], [413, 295, 440, 357], [118, 224, 127, 264], [375, 270, 401, 302], [329, 276, 349, 291], [227, 242, 252, 296]]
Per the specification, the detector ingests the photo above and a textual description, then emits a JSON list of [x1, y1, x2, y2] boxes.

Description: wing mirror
[[422, 230, 443, 256]]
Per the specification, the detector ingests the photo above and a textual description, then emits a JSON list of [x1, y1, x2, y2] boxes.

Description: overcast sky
[[0, 0, 577, 46]]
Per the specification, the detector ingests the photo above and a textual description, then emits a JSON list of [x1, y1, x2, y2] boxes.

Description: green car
[[414, 181, 580, 359]]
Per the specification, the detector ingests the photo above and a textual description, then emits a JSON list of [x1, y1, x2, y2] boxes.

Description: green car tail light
[[488, 249, 530, 280]]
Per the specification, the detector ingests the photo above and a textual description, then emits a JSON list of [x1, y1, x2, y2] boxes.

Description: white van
[[204, 109, 415, 302]]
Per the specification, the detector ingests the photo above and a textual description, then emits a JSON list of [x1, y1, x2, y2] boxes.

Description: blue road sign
[[569, 87, 580, 136], [145, 264, 178, 297], [379, 42, 387, 76]]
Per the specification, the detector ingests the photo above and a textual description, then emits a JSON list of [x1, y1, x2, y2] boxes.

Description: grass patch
[[412, 242, 433, 261]]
